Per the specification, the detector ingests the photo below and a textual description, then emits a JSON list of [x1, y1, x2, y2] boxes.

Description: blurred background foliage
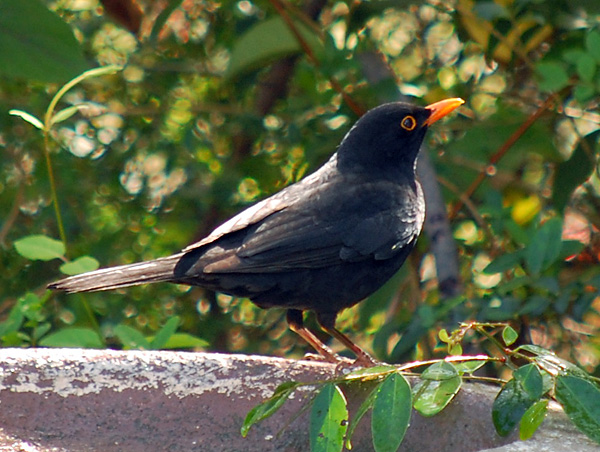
[[1, 0, 599, 376]]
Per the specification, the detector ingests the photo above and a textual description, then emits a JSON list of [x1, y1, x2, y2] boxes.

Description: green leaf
[[576, 55, 596, 82], [0, 0, 89, 82], [413, 372, 462, 417], [343, 365, 396, 381], [502, 325, 519, 346], [345, 385, 378, 450], [150, 316, 180, 350], [19, 292, 44, 322], [519, 399, 548, 440], [310, 383, 348, 452], [241, 381, 299, 437], [33, 322, 52, 341], [585, 30, 600, 62], [482, 250, 523, 274], [449, 343, 463, 356], [552, 130, 599, 212], [8, 109, 44, 129], [518, 344, 588, 378], [421, 361, 459, 381], [453, 359, 487, 375], [574, 84, 595, 103], [50, 104, 92, 126], [492, 378, 536, 436], [113, 324, 151, 350], [227, 17, 323, 79], [555, 375, 600, 443], [438, 328, 450, 343], [242, 383, 299, 436], [14, 235, 65, 261], [372, 373, 412, 452], [59, 256, 100, 275], [0, 295, 28, 337], [156, 333, 209, 350], [535, 61, 570, 92], [525, 218, 564, 275], [39, 327, 104, 348], [514, 364, 544, 399]]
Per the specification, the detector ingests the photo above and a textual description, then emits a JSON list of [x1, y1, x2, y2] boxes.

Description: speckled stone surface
[[0, 349, 596, 451]]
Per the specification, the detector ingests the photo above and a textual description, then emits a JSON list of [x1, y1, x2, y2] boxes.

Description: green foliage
[[0, 0, 89, 82], [39, 327, 104, 348], [243, 323, 600, 450], [1, 2, 600, 446], [227, 17, 323, 79], [413, 361, 462, 417], [555, 375, 600, 443], [310, 383, 348, 452], [14, 235, 65, 261]]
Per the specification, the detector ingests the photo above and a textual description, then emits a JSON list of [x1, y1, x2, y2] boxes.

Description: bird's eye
[[400, 115, 417, 131]]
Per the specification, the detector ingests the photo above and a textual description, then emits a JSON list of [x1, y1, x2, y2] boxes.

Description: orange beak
[[424, 98, 464, 126]]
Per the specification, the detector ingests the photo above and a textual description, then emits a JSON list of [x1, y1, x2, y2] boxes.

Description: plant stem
[[43, 130, 67, 248]]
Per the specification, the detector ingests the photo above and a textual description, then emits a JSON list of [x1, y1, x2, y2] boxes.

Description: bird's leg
[[286, 309, 339, 363], [316, 312, 379, 368]]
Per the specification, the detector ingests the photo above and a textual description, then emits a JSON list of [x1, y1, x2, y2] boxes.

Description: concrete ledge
[[0, 349, 596, 451]]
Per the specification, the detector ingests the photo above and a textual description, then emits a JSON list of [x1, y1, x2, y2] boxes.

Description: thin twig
[[449, 94, 558, 219], [269, 0, 364, 116]]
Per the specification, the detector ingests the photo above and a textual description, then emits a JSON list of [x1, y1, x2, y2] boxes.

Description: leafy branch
[[242, 322, 600, 452], [9, 64, 122, 248]]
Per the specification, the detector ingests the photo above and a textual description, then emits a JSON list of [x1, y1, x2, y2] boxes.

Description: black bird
[[49, 98, 464, 365]]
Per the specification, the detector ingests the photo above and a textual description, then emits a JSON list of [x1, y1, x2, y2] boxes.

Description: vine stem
[[42, 129, 67, 248], [449, 93, 560, 219]]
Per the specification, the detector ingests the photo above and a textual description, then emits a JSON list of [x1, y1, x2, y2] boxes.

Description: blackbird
[[49, 98, 464, 365]]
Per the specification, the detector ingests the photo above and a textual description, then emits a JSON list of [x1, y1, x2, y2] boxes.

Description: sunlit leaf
[[502, 325, 518, 346], [452, 359, 487, 375], [514, 364, 544, 399], [438, 329, 450, 343], [8, 109, 44, 129], [372, 373, 412, 452], [241, 381, 300, 437], [492, 378, 537, 436], [555, 375, 600, 443], [421, 361, 459, 381], [59, 256, 100, 275], [114, 324, 151, 350], [520, 399, 548, 440], [14, 235, 65, 261], [343, 365, 396, 381], [39, 327, 104, 348], [156, 333, 209, 350], [50, 104, 92, 126], [413, 373, 461, 417], [150, 316, 180, 350], [310, 383, 348, 452]]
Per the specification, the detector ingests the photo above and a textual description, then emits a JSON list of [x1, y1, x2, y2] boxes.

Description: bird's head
[[336, 98, 464, 178]]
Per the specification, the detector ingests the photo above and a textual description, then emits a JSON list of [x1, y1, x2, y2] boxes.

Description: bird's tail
[[48, 253, 185, 293]]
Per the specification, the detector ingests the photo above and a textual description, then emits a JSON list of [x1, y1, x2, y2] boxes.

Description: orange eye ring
[[401, 115, 417, 131]]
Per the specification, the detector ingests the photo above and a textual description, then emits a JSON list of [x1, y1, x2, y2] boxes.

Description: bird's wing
[[182, 158, 337, 253], [201, 179, 423, 273]]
